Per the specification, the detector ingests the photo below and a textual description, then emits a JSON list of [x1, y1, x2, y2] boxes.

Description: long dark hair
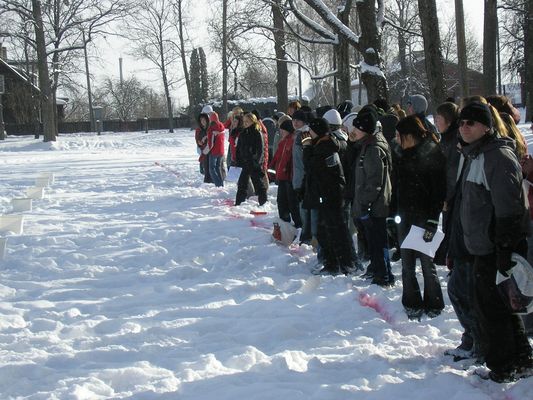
[[396, 115, 437, 145]]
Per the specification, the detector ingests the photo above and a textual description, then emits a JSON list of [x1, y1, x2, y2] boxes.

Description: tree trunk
[[32, 0, 56, 142], [159, 46, 174, 132], [176, 0, 192, 111], [483, 0, 498, 95], [337, 2, 352, 103], [272, 1, 288, 114], [356, 0, 388, 103], [222, 0, 228, 115], [417, 0, 446, 110], [455, 0, 469, 97], [525, 0, 533, 122]]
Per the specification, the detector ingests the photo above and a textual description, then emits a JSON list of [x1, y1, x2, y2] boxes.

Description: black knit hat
[[279, 119, 295, 133], [353, 108, 378, 134], [309, 117, 330, 136], [292, 109, 308, 123], [459, 102, 493, 129]]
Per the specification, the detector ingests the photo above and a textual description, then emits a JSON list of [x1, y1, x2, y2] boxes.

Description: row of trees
[[1, 0, 532, 141]]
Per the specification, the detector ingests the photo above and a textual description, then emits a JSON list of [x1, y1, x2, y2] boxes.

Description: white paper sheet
[[225, 166, 242, 182], [400, 224, 445, 258]]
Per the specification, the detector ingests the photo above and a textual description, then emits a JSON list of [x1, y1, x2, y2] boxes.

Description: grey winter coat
[[350, 132, 392, 219], [291, 127, 307, 190], [458, 133, 529, 255]]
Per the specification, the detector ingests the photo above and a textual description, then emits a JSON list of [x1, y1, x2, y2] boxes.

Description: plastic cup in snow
[[11, 198, 32, 212], [35, 177, 50, 187], [0, 237, 6, 259], [38, 173, 55, 185], [0, 215, 24, 235], [26, 187, 44, 199]]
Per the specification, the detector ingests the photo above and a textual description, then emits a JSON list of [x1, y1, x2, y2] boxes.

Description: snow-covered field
[[0, 128, 532, 399]]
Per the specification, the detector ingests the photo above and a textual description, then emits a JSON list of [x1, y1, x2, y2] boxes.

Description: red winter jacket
[[207, 113, 226, 157], [270, 133, 294, 181]]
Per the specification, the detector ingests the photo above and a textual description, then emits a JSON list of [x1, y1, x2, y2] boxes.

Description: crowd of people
[[195, 94, 533, 383]]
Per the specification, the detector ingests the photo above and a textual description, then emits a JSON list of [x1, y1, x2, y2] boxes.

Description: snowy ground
[[0, 128, 532, 400]]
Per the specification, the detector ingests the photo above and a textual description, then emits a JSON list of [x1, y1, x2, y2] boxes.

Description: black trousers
[[317, 205, 354, 269], [277, 180, 302, 228], [473, 254, 532, 373], [359, 216, 393, 283], [236, 166, 267, 206]]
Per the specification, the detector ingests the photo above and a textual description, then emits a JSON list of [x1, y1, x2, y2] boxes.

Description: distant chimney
[[0, 46, 6, 60]]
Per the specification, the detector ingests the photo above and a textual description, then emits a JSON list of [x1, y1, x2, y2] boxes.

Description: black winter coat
[[392, 138, 446, 222], [235, 126, 264, 171], [302, 135, 345, 209]]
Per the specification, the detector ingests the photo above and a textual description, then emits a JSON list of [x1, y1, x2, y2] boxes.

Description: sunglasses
[[459, 120, 476, 127]]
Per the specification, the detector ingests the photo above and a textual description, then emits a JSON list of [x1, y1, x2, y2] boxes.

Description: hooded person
[[347, 107, 394, 286], [269, 119, 302, 229], [301, 118, 357, 275], [407, 94, 438, 137], [206, 112, 226, 187]]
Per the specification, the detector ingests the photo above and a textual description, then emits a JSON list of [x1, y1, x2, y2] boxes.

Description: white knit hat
[[323, 109, 343, 126], [342, 112, 358, 131], [201, 105, 214, 114]]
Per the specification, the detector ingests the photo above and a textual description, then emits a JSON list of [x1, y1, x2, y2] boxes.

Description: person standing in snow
[[195, 113, 212, 183], [228, 114, 244, 168], [348, 107, 394, 286], [205, 112, 226, 187], [292, 109, 318, 245], [269, 119, 301, 228], [323, 108, 363, 271], [454, 102, 532, 382], [393, 115, 446, 319], [302, 118, 354, 275], [235, 113, 268, 206]]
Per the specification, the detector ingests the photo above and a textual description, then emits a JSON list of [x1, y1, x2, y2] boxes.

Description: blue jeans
[[209, 154, 224, 187]]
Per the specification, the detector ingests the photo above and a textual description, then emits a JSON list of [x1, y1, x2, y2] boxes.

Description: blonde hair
[[500, 112, 527, 159], [244, 112, 261, 131], [232, 106, 244, 116]]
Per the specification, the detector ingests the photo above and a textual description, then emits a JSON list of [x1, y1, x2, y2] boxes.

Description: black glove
[[496, 248, 516, 277], [423, 219, 439, 242]]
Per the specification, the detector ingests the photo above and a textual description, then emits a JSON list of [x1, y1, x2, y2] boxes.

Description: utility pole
[[119, 57, 124, 86], [83, 31, 95, 132]]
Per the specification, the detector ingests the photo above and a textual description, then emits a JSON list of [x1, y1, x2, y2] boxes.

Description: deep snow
[[0, 128, 532, 399]]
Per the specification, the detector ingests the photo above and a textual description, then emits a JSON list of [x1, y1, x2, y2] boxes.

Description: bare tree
[[417, 0, 446, 108], [527, 0, 533, 121], [173, 0, 192, 112], [455, 0, 469, 97], [272, 0, 289, 113], [286, 0, 389, 103], [483, 0, 498, 95], [126, 0, 178, 132]]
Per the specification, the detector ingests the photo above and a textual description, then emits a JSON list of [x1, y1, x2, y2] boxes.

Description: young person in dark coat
[[235, 113, 268, 206], [407, 94, 438, 137], [349, 107, 394, 286], [435, 101, 485, 361], [453, 102, 532, 382], [302, 117, 355, 275], [393, 115, 446, 319], [195, 113, 212, 183]]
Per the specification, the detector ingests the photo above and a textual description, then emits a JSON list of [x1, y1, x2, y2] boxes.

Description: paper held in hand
[[400, 224, 445, 258], [225, 166, 242, 182]]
